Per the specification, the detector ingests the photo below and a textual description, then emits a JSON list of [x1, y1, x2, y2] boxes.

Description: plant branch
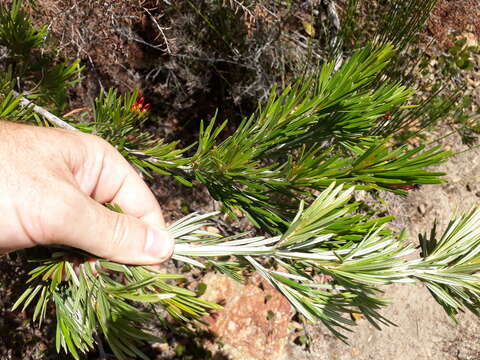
[[142, 7, 172, 55], [13, 90, 77, 130], [322, 0, 343, 71]]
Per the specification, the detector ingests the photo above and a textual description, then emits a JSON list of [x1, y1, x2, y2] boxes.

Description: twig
[[142, 7, 172, 54], [115, 27, 163, 51], [322, 0, 343, 71], [228, 0, 254, 17], [13, 91, 77, 131], [63, 107, 91, 118], [169, 53, 257, 70], [94, 333, 107, 360]]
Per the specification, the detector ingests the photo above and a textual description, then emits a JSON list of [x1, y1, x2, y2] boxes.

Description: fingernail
[[145, 227, 174, 260]]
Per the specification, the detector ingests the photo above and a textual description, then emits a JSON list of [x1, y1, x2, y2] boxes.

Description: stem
[[322, 0, 343, 71], [142, 7, 172, 54], [94, 333, 107, 360], [13, 91, 77, 131]]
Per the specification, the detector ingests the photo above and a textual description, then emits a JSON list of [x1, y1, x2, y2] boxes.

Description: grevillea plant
[[2, 1, 480, 359]]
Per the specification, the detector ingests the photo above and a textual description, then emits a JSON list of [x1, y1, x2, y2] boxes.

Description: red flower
[[385, 184, 418, 191], [131, 93, 151, 113]]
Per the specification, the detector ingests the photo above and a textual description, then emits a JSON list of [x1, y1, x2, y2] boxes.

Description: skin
[[0, 121, 174, 264]]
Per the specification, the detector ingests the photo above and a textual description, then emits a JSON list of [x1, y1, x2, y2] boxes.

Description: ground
[[1, 1, 480, 359]]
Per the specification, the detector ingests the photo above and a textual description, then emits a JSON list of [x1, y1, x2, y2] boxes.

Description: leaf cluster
[[415, 209, 480, 320], [172, 185, 411, 337], [13, 248, 221, 360], [0, 0, 83, 110]]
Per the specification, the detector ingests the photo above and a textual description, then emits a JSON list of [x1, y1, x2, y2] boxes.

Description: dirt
[[29, 1, 147, 105], [427, 0, 480, 48]]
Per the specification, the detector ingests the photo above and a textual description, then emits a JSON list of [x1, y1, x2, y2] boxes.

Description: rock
[[462, 32, 478, 47], [418, 203, 426, 215], [205, 226, 220, 234], [201, 273, 294, 360], [233, 208, 244, 217]]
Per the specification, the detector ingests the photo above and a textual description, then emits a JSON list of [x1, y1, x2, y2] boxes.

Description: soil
[[1, 0, 480, 359], [427, 0, 480, 47]]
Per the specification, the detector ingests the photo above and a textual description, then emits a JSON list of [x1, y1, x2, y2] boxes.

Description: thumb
[[52, 195, 175, 265]]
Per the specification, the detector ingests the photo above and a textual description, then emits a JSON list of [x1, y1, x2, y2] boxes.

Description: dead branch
[[322, 0, 343, 71], [142, 7, 173, 55]]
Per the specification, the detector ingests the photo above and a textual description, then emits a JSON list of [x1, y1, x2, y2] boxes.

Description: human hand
[[0, 121, 174, 264]]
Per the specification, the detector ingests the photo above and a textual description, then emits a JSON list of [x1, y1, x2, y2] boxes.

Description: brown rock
[[201, 273, 294, 360], [462, 32, 478, 47], [418, 203, 426, 215], [205, 226, 221, 234]]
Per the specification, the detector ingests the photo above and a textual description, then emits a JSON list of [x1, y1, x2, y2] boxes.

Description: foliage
[[0, 0, 83, 110], [0, 0, 47, 57], [80, 44, 449, 232], [415, 208, 480, 320], [13, 226, 222, 360], [341, 0, 438, 50]]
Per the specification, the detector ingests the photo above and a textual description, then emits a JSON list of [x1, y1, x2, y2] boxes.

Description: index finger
[[78, 137, 165, 228]]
